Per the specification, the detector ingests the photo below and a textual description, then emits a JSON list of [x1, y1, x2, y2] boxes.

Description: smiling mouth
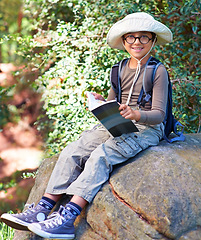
[[132, 47, 143, 51]]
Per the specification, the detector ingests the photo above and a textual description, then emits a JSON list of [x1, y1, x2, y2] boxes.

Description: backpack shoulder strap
[[137, 56, 162, 107], [110, 58, 128, 103], [144, 56, 162, 86]]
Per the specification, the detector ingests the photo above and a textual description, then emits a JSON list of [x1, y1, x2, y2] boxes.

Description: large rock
[[13, 133, 201, 240]]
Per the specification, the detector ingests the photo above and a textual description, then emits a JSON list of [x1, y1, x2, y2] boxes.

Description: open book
[[86, 92, 139, 137]]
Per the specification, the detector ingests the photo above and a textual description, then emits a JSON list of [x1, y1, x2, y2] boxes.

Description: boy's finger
[[119, 104, 127, 110]]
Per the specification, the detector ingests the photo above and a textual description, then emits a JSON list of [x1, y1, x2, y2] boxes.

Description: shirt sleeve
[[137, 64, 169, 125], [107, 87, 116, 101]]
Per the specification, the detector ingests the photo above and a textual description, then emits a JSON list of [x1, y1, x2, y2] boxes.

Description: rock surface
[[13, 133, 201, 240]]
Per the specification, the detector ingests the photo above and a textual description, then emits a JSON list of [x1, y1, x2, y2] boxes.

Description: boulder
[[13, 133, 201, 240]]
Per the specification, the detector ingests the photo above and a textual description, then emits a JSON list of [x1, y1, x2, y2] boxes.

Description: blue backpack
[[110, 56, 185, 143]]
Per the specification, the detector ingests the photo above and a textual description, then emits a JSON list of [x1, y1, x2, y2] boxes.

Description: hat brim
[[107, 17, 173, 50]]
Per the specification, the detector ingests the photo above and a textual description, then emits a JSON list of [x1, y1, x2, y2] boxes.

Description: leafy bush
[[0, 86, 13, 128], [0, 220, 14, 240], [154, 0, 201, 134], [18, 0, 200, 154]]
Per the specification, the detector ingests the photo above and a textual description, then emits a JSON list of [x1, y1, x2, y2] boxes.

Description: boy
[[1, 12, 172, 239]]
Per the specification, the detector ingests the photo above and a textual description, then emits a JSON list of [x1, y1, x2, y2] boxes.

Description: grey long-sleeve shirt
[[107, 60, 168, 125]]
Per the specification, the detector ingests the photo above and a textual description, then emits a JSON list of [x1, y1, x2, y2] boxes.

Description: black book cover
[[90, 99, 139, 137]]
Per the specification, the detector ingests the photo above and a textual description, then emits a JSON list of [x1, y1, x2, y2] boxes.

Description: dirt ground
[[0, 121, 43, 214], [0, 63, 44, 214]]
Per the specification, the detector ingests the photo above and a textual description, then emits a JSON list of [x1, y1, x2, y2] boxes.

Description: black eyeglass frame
[[123, 35, 155, 44]]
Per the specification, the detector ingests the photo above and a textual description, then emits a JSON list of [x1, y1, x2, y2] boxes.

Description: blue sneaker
[[28, 205, 77, 239], [0, 203, 51, 231]]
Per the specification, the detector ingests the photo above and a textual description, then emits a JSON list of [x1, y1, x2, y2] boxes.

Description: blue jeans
[[46, 123, 164, 203]]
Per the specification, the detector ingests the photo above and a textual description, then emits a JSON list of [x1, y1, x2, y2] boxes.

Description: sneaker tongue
[[57, 206, 66, 216], [61, 207, 76, 220], [61, 207, 71, 218], [61, 209, 66, 216]]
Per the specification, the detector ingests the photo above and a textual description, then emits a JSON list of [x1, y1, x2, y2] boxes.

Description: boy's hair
[[151, 32, 156, 42]]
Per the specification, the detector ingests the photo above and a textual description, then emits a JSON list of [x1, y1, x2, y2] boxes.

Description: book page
[[86, 92, 106, 110]]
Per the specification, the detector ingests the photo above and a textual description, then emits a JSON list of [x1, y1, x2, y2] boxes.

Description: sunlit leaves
[[18, 0, 201, 154]]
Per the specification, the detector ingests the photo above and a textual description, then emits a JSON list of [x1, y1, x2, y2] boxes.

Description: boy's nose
[[133, 38, 141, 44]]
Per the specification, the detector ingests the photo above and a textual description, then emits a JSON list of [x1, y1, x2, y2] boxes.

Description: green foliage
[[0, 179, 16, 192], [0, 0, 22, 63], [0, 219, 14, 240], [0, 0, 22, 32], [154, 0, 201, 133], [22, 171, 37, 179], [0, 83, 27, 130], [0, 0, 34, 64], [0, 86, 13, 128], [14, 0, 200, 154], [23, 0, 74, 30]]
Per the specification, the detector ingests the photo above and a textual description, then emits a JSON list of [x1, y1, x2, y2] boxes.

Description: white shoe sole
[[28, 223, 75, 239], [0, 213, 29, 231]]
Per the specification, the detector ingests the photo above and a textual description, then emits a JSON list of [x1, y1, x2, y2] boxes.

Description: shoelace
[[43, 206, 68, 229], [18, 203, 36, 216]]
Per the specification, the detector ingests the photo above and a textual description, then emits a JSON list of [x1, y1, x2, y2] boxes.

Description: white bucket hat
[[107, 12, 173, 50]]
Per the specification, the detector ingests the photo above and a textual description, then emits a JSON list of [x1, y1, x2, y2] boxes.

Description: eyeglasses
[[123, 35, 154, 44]]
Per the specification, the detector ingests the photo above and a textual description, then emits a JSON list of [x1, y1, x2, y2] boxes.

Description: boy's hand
[[119, 104, 141, 121], [89, 92, 106, 101]]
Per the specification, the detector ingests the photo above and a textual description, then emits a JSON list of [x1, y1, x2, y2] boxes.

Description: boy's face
[[123, 31, 155, 60]]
